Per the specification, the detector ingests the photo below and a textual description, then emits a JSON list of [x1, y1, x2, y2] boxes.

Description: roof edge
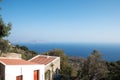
[[46, 57, 60, 66], [28, 55, 40, 61], [28, 55, 59, 61], [0, 61, 6, 65]]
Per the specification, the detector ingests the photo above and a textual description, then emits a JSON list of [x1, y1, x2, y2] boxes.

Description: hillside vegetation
[[44, 49, 120, 80], [0, 39, 38, 60]]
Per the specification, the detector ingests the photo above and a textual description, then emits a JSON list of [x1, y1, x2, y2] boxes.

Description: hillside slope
[[0, 39, 38, 60]]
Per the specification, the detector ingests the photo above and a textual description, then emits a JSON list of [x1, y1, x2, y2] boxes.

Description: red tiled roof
[[29, 55, 56, 65], [0, 57, 38, 65]]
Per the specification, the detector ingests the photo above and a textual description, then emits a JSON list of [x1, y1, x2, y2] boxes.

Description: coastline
[[15, 43, 120, 61]]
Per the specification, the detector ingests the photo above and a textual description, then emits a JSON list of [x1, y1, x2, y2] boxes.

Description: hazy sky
[[1, 0, 120, 43]]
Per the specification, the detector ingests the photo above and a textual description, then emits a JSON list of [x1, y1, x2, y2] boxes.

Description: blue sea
[[19, 43, 120, 61]]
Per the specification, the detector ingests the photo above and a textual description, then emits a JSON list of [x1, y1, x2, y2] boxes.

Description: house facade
[[29, 55, 60, 80], [0, 54, 60, 80], [0, 57, 45, 80]]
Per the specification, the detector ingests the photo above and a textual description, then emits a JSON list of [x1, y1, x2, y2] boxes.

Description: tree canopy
[[77, 50, 108, 80], [0, 16, 11, 38]]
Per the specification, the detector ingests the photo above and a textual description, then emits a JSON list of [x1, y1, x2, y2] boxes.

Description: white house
[[0, 57, 45, 80], [29, 55, 60, 80]]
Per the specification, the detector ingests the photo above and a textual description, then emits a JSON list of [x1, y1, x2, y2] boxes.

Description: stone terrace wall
[[1, 53, 21, 59]]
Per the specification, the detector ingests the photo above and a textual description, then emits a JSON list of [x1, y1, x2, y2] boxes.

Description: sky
[[0, 0, 120, 43]]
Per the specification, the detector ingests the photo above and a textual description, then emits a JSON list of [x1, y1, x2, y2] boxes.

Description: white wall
[[45, 57, 60, 79], [5, 65, 45, 80], [45, 57, 60, 72]]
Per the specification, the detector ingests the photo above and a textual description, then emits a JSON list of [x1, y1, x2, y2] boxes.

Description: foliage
[[45, 70, 51, 80], [0, 16, 11, 38], [0, 2, 12, 53], [0, 39, 10, 53], [14, 44, 38, 60], [19, 46, 29, 51], [77, 50, 108, 80], [106, 61, 120, 80]]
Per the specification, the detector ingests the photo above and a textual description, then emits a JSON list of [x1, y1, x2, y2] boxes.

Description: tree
[[0, 1, 12, 53], [78, 50, 108, 80], [20, 46, 29, 51], [0, 39, 10, 52], [106, 61, 120, 80], [0, 16, 11, 38]]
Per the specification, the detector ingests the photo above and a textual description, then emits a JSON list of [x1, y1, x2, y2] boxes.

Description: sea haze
[[18, 43, 120, 61]]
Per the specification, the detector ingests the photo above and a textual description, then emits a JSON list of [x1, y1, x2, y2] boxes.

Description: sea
[[18, 43, 120, 62]]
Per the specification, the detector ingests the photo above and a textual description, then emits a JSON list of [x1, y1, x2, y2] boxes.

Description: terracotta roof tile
[[0, 57, 38, 65], [29, 55, 56, 65]]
